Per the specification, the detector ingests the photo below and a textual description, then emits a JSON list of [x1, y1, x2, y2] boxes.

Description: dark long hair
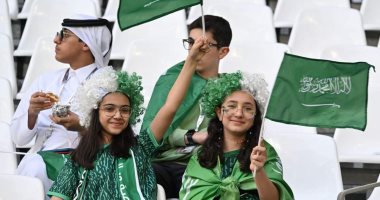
[[71, 100, 137, 169], [198, 102, 262, 173]]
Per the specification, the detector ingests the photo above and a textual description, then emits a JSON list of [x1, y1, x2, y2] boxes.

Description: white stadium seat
[[0, 0, 14, 48], [102, 0, 119, 22], [274, 0, 350, 28], [0, 34, 17, 98], [0, 122, 17, 174], [187, 0, 266, 24], [0, 78, 14, 125], [360, 0, 380, 31], [368, 174, 380, 200], [18, 0, 101, 20], [265, 132, 343, 200], [188, 4, 276, 45], [288, 7, 366, 59], [121, 38, 186, 132], [6, 0, 19, 20], [220, 42, 288, 90], [17, 37, 69, 100], [111, 10, 187, 60], [0, 174, 44, 200], [14, 0, 99, 57]]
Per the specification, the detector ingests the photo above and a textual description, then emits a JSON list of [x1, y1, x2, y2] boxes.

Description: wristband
[[185, 129, 197, 146]]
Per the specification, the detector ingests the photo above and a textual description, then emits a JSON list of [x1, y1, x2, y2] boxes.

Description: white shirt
[[11, 64, 98, 151]]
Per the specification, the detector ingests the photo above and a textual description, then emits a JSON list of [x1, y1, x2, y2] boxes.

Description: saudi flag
[[118, 0, 202, 30], [38, 150, 71, 181], [266, 53, 374, 131]]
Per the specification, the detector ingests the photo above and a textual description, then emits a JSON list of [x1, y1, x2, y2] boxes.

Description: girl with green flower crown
[[179, 72, 294, 200], [47, 36, 212, 200]]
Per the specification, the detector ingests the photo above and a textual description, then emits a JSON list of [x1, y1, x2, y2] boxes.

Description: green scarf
[[179, 142, 294, 200], [39, 149, 146, 199], [116, 150, 145, 200], [139, 61, 207, 139]]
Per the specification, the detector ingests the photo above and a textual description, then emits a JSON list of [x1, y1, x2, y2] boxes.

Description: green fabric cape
[[39, 149, 145, 199], [179, 141, 294, 200], [140, 61, 207, 141]]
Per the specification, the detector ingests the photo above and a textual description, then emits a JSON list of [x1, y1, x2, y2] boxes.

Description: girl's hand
[[250, 141, 267, 172]]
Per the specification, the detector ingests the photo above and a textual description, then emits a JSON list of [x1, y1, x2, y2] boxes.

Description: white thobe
[[10, 63, 98, 197]]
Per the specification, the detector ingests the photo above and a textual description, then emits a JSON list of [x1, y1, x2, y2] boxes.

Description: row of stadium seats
[[1, 0, 380, 199], [8, 0, 379, 30]]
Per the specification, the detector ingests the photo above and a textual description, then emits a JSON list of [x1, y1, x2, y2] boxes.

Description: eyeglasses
[[100, 104, 132, 118], [56, 29, 75, 42], [182, 38, 221, 50], [222, 104, 256, 119]]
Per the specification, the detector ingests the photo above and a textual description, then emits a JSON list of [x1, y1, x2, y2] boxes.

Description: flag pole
[[252, 82, 276, 178], [252, 107, 268, 178], [200, 4, 205, 36]]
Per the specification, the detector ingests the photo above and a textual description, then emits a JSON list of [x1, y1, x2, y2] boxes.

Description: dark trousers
[[152, 162, 187, 198]]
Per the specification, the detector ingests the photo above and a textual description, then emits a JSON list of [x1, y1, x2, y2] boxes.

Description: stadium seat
[[6, 0, 18, 20], [288, 7, 366, 59], [368, 174, 380, 200], [0, 0, 13, 48], [328, 80, 379, 162], [121, 38, 186, 132], [110, 10, 187, 60], [102, 0, 119, 22], [0, 34, 17, 98], [220, 42, 288, 90], [360, 0, 380, 31], [264, 119, 318, 135], [14, 0, 99, 57], [264, 132, 343, 200], [273, 0, 350, 28], [17, 37, 69, 100], [157, 184, 166, 200], [337, 173, 380, 200], [18, 0, 101, 20], [0, 174, 44, 200], [0, 122, 17, 174], [0, 78, 14, 125], [188, 4, 276, 45], [17, 0, 34, 19], [187, 0, 266, 24], [320, 45, 380, 164]]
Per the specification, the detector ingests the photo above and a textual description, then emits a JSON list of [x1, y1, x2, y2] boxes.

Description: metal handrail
[[337, 181, 380, 200]]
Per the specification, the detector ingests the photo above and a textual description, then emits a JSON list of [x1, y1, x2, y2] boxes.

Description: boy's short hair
[[188, 15, 232, 47]]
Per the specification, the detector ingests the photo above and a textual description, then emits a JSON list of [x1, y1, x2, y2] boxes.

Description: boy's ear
[[82, 43, 90, 52], [218, 47, 230, 59]]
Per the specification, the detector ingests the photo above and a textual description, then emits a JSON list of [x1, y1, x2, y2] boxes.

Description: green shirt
[[48, 128, 159, 200]]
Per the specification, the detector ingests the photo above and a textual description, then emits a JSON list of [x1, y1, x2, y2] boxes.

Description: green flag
[[118, 0, 202, 30], [266, 53, 374, 131], [38, 150, 70, 181]]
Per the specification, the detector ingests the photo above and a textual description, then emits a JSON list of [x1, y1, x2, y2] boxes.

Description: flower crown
[[71, 67, 144, 128], [200, 71, 269, 118]]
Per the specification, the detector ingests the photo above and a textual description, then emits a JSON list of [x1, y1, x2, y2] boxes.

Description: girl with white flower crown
[[179, 72, 294, 200], [48, 36, 211, 200]]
